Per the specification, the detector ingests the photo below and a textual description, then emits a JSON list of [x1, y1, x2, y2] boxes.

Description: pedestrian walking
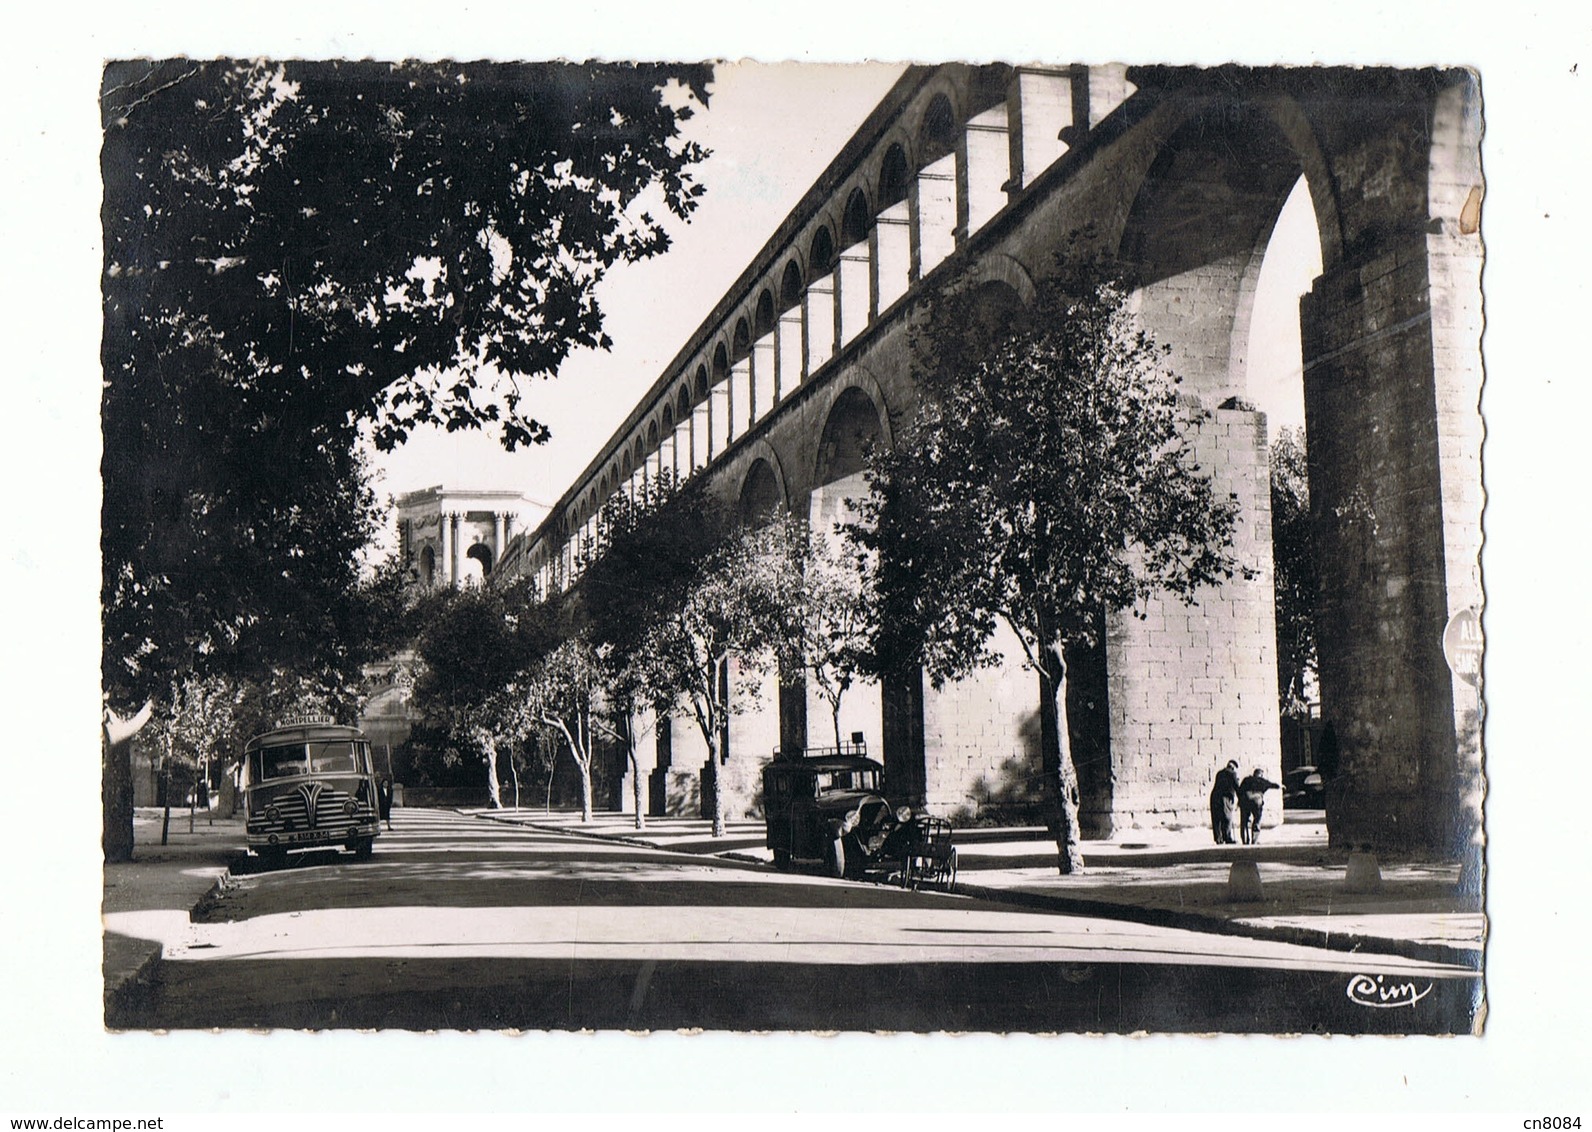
[[1209, 759, 1240, 844], [1238, 768, 1281, 844], [1317, 721, 1340, 781], [378, 775, 394, 831]]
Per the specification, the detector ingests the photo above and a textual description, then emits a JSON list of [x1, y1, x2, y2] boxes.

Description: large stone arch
[[1100, 73, 1481, 853], [735, 441, 789, 513], [810, 369, 895, 491], [1094, 94, 1319, 837], [959, 250, 1039, 308], [1114, 95, 1333, 407], [800, 375, 894, 772]]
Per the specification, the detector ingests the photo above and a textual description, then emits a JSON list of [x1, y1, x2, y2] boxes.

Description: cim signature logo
[[1346, 973, 1433, 1009]]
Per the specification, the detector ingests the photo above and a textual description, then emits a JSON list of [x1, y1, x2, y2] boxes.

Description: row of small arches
[[574, 87, 973, 528]]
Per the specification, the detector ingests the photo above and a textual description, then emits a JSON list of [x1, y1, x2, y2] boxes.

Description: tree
[[578, 475, 735, 829], [100, 60, 710, 849], [143, 672, 245, 843], [578, 477, 798, 836], [520, 637, 606, 823], [410, 578, 557, 807], [760, 512, 875, 752], [631, 521, 795, 836], [853, 268, 1248, 873], [1270, 427, 1318, 717]]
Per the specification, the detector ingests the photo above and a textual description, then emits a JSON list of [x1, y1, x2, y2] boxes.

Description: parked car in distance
[[1283, 764, 1325, 809], [763, 747, 911, 879]]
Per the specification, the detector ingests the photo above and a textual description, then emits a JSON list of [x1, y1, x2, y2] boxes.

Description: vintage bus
[[240, 718, 382, 865]]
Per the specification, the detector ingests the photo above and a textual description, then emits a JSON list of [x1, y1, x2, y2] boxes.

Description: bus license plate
[[283, 830, 337, 844]]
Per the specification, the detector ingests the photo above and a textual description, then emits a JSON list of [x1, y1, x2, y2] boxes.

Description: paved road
[[107, 809, 1482, 1033]]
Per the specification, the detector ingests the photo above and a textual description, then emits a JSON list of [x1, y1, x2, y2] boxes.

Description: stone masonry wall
[[1105, 408, 1281, 831], [920, 622, 1044, 822], [720, 659, 781, 819], [1302, 238, 1455, 852]]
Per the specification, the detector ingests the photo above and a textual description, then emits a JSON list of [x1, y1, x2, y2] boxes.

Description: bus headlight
[[343, 800, 358, 817], [265, 806, 281, 824]]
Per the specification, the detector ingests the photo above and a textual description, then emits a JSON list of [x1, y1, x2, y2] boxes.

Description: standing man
[[1238, 768, 1281, 844], [1209, 759, 1241, 844]]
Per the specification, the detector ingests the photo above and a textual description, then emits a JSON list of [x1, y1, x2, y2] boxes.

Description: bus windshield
[[251, 741, 368, 781]]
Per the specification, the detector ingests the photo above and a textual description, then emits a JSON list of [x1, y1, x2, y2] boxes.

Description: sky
[[367, 62, 1323, 544], [367, 62, 911, 527]]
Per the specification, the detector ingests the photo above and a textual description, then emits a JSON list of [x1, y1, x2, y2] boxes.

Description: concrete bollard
[[1345, 850, 1382, 893], [1227, 860, 1264, 902]]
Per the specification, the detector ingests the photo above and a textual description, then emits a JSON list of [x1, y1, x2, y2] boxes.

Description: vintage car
[[762, 747, 955, 889], [1283, 764, 1326, 809]]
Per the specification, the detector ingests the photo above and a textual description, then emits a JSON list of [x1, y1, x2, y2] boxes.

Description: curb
[[470, 811, 1483, 970], [103, 939, 163, 1024], [949, 880, 1484, 970]]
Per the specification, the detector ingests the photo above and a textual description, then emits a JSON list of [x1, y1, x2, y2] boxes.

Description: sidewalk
[[476, 808, 1487, 969], [102, 806, 244, 1015], [102, 803, 1486, 1012]]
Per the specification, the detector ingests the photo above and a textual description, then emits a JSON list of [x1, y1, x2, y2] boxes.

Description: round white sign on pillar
[[1442, 608, 1483, 686]]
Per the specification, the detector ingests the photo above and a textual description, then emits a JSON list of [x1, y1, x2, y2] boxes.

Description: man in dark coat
[[1238, 768, 1281, 844], [1209, 760, 1241, 844]]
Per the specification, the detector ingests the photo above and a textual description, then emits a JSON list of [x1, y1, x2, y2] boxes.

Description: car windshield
[[816, 768, 879, 793]]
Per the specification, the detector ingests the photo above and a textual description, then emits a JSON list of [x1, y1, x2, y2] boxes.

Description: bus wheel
[[261, 847, 287, 870], [351, 837, 374, 861], [772, 849, 791, 871]]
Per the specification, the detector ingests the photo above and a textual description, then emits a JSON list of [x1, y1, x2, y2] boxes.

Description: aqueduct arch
[[1089, 71, 1484, 851], [502, 65, 1482, 855]]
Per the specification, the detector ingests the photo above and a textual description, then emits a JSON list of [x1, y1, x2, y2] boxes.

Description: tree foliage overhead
[[576, 471, 734, 669], [102, 59, 711, 449], [852, 265, 1248, 872], [100, 60, 712, 704]]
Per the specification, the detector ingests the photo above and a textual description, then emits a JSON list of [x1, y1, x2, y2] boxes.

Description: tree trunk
[[624, 713, 646, 829], [630, 748, 645, 829], [102, 704, 148, 863], [832, 701, 843, 752], [707, 748, 725, 837], [509, 750, 521, 811], [483, 741, 503, 809], [1038, 658, 1086, 875], [578, 761, 594, 823], [709, 660, 729, 837], [692, 685, 727, 837], [160, 744, 172, 847]]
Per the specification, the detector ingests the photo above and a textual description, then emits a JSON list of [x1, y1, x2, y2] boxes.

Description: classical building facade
[[396, 486, 539, 588], [496, 64, 1484, 855]]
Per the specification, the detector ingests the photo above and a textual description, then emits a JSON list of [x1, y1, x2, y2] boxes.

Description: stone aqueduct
[[483, 63, 1483, 855]]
